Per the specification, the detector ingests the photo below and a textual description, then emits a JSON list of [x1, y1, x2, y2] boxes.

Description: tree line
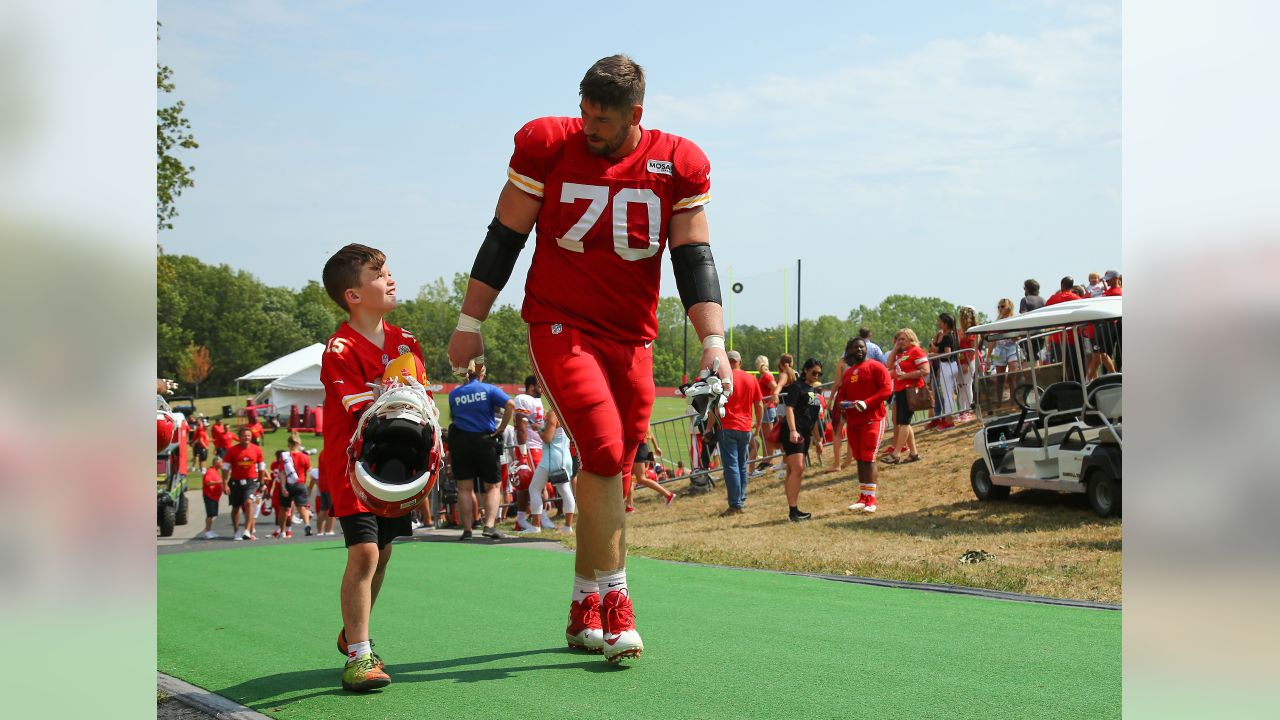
[[157, 252, 981, 397]]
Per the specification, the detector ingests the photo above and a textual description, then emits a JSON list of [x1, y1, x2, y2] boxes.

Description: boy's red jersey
[[507, 116, 712, 342], [320, 321, 425, 517]]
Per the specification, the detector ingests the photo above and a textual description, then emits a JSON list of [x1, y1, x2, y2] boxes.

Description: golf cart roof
[[968, 296, 1121, 335]]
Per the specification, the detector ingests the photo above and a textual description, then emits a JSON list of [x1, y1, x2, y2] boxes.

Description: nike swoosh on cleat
[[606, 582, 624, 587]]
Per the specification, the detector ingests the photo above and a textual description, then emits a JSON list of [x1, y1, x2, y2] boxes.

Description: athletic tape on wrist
[[456, 313, 483, 333], [702, 335, 725, 351]]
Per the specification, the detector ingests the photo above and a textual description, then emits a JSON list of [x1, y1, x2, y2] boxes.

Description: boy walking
[[320, 243, 423, 692]]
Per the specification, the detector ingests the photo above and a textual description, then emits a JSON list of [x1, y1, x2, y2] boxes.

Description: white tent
[[237, 343, 325, 382], [237, 344, 325, 416], [256, 364, 324, 414]]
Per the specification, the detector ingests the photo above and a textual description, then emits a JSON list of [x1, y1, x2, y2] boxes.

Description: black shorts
[[448, 427, 501, 488], [228, 480, 259, 507], [893, 390, 913, 425], [316, 491, 332, 512], [339, 512, 412, 548], [203, 496, 219, 518], [215, 447, 227, 459], [634, 442, 653, 464], [195, 445, 208, 462], [282, 482, 309, 507], [780, 431, 811, 457]]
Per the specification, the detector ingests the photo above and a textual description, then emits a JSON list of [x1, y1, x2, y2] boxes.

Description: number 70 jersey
[[507, 116, 712, 343]]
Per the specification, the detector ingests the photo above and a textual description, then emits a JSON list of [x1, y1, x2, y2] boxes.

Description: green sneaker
[[341, 653, 390, 692], [337, 628, 384, 669]]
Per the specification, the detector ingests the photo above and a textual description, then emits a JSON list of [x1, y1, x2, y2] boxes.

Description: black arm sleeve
[[669, 243, 723, 311], [470, 217, 530, 290]]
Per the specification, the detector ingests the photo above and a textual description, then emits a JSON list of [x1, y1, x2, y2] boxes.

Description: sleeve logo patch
[[646, 159, 673, 176]]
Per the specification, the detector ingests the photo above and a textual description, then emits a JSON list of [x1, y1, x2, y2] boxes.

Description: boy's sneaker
[[665, 493, 676, 507], [601, 590, 643, 663], [341, 652, 390, 692], [271, 529, 281, 539], [848, 495, 869, 511], [243, 532, 257, 541], [203, 530, 219, 539], [305, 525, 313, 536], [565, 593, 604, 653], [481, 527, 505, 540], [284, 529, 293, 539], [337, 629, 384, 669], [459, 529, 473, 541], [788, 509, 812, 522], [863, 499, 878, 513]]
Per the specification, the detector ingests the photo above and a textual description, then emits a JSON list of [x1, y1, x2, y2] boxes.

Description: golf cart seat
[[1017, 381, 1084, 448], [1085, 376, 1123, 427]]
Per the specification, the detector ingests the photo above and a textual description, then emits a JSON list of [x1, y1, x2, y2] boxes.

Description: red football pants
[[528, 323, 654, 494]]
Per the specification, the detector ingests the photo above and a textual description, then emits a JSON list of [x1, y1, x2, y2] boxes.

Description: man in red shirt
[[1103, 270, 1122, 296], [201, 455, 228, 539], [321, 243, 426, 692], [448, 55, 728, 664], [718, 351, 764, 515], [210, 418, 234, 460], [835, 339, 894, 513], [1045, 276, 1085, 376], [224, 427, 267, 540], [192, 415, 210, 474]]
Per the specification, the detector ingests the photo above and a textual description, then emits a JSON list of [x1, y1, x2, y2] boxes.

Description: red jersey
[[893, 346, 930, 393], [211, 423, 233, 450], [721, 368, 763, 432], [290, 451, 311, 480], [758, 371, 777, 408], [201, 467, 223, 500], [224, 443, 265, 481], [1046, 291, 1083, 343], [508, 117, 712, 342], [835, 360, 894, 425], [320, 321, 425, 517], [1104, 286, 1122, 296], [194, 424, 209, 448], [247, 421, 264, 440]]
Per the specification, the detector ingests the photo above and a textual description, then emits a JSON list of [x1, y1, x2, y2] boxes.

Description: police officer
[[447, 361, 515, 540]]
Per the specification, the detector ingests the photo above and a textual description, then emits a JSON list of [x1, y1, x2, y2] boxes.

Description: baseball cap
[[1103, 270, 1119, 281], [726, 350, 742, 362]]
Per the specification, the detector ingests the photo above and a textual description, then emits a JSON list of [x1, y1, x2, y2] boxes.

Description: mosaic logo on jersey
[[647, 159, 673, 176]]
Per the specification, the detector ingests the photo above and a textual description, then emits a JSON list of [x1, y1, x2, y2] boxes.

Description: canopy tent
[[254, 364, 324, 415], [237, 343, 325, 382]]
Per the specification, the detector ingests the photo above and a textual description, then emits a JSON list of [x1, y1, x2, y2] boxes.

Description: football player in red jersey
[[320, 243, 425, 692], [448, 55, 729, 664]]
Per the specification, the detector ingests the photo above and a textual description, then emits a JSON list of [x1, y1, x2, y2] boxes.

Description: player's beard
[[587, 125, 631, 157]]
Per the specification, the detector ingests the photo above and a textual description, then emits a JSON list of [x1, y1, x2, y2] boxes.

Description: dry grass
[[562, 421, 1122, 604]]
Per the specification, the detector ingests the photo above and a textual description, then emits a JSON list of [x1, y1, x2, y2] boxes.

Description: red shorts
[[528, 323, 654, 489], [845, 419, 884, 463]]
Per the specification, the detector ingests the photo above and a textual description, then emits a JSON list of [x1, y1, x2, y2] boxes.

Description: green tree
[[157, 23, 198, 231]]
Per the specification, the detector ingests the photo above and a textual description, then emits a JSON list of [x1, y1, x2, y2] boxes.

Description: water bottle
[[838, 400, 855, 410], [997, 432, 1008, 451]]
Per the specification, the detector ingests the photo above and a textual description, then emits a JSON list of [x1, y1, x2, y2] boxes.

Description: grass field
[[184, 394, 1120, 602], [158, 541, 1120, 719]]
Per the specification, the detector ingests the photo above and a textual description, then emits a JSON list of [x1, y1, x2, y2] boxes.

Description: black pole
[[682, 314, 689, 384], [796, 258, 802, 360]]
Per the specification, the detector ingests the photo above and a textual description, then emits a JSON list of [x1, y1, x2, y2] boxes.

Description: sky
[[158, 0, 1119, 327]]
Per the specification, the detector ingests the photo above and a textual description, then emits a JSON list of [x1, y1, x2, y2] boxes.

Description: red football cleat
[[601, 590, 643, 663], [566, 592, 604, 653]]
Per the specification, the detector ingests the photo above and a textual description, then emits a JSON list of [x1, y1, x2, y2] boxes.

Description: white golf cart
[[966, 296, 1122, 517]]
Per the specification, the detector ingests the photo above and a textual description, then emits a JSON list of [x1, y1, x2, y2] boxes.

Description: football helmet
[[348, 356, 443, 517], [513, 463, 534, 491]]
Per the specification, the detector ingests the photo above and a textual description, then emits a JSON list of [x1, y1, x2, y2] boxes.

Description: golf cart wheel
[[1086, 467, 1121, 518], [175, 493, 189, 526], [971, 459, 1010, 501], [158, 503, 176, 537]]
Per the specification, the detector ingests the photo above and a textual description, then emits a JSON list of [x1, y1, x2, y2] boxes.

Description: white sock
[[573, 575, 597, 603], [346, 639, 371, 663], [595, 568, 628, 598]]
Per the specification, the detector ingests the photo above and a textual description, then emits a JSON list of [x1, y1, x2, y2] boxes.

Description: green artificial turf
[[158, 540, 1119, 719]]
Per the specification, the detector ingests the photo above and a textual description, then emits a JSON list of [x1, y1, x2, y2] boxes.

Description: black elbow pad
[[670, 243, 722, 311], [470, 217, 530, 290]]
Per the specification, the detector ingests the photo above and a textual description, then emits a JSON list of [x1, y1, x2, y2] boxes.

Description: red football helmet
[[349, 377, 443, 517], [156, 410, 180, 454], [513, 463, 534, 491]]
